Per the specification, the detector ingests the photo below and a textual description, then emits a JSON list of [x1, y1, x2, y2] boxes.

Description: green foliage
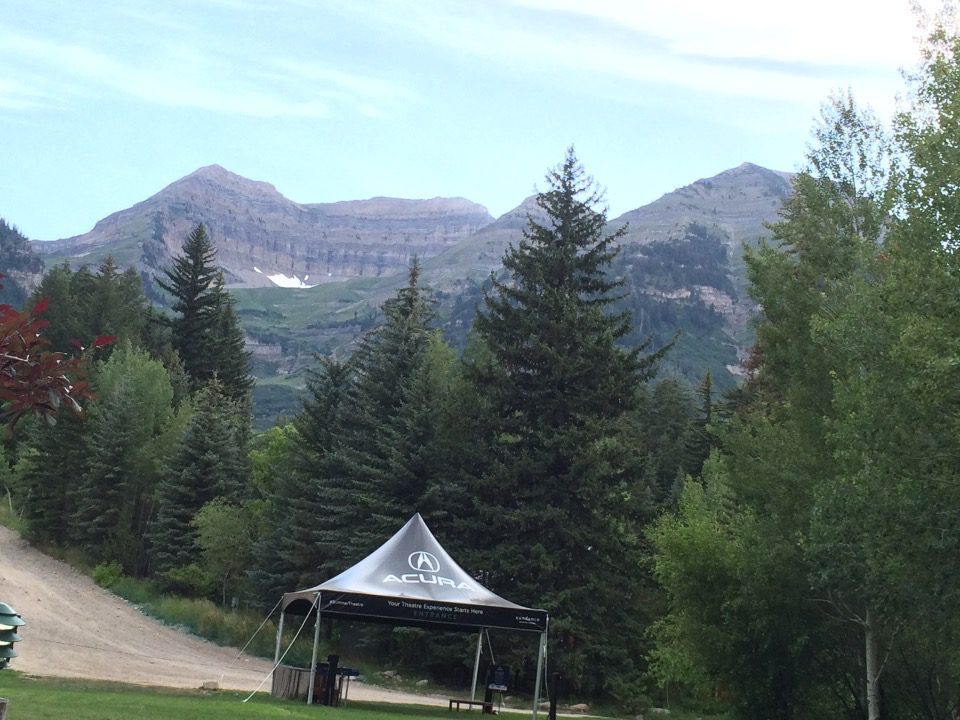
[[20, 410, 91, 545], [92, 560, 124, 588], [157, 224, 253, 402], [652, 61, 960, 719], [461, 148, 666, 703], [29, 258, 152, 355], [148, 379, 250, 581], [193, 498, 255, 605], [160, 562, 216, 597], [270, 260, 455, 585], [251, 357, 350, 602]]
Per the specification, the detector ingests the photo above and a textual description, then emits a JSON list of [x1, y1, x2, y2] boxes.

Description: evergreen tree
[[156, 224, 221, 390], [73, 344, 186, 574], [29, 259, 151, 354], [635, 377, 696, 506], [209, 272, 254, 403], [148, 379, 247, 581], [72, 388, 136, 561], [466, 149, 664, 704], [251, 359, 351, 601], [314, 261, 443, 572], [157, 226, 253, 403], [682, 370, 715, 478], [20, 411, 91, 545], [28, 264, 82, 352]]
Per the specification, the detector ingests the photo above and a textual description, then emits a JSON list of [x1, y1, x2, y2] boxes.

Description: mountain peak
[[612, 162, 793, 248], [191, 163, 230, 177], [714, 161, 794, 186], [165, 164, 286, 203]]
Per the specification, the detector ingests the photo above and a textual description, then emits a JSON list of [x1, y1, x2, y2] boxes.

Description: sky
[[0, 0, 944, 241]]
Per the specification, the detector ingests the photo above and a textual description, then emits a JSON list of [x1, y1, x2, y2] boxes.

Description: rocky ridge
[[27, 162, 796, 424], [34, 164, 495, 288]]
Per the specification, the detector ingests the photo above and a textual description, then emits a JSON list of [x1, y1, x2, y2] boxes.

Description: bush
[[92, 561, 124, 588], [160, 563, 214, 597]]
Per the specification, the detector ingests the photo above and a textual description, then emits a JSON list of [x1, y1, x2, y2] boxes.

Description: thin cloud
[[337, 0, 927, 116], [509, 0, 928, 67], [0, 23, 409, 120]]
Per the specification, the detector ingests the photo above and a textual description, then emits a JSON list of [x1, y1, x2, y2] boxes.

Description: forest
[[6, 18, 960, 720]]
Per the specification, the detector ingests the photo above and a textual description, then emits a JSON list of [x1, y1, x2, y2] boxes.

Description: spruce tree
[[251, 358, 351, 601], [156, 224, 221, 390], [315, 261, 441, 571], [209, 272, 254, 403], [157, 226, 253, 404], [73, 389, 136, 562], [148, 379, 246, 579], [682, 370, 715, 478], [73, 344, 184, 574], [467, 149, 663, 702], [20, 412, 91, 546]]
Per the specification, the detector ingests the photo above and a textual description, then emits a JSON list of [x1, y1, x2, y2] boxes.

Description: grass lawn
[[0, 672, 457, 720]]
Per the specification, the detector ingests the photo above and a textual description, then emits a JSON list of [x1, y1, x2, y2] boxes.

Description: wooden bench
[[448, 698, 495, 713]]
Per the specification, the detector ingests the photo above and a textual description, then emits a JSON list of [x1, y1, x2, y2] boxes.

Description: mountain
[[27, 162, 794, 427], [617, 162, 793, 245], [0, 219, 44, 307], [33, 164, 494, 293], [615, 162, 793, 338]]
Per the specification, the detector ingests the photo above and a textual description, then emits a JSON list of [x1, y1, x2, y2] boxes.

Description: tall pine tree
[[251, 358, 351, 602], [157, 224, 252, 402], [313, 261, 444, 572], [466, 149, 664, 704], [148, 379, 247, 582]]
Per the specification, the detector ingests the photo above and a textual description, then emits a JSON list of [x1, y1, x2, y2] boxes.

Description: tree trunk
[[0, 696, 8, 720], [866, 607, 881, 720]]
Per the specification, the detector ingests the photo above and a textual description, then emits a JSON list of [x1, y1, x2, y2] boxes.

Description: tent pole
[[274, 609, 285, 665], [531, 631, 547, 720], [306, 594, 322, 705], [470, 627, 484, 701]]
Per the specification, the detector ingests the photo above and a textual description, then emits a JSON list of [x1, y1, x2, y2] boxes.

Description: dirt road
[[0, 524, 448, 705]]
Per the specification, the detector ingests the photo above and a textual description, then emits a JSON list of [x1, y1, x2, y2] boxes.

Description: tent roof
[[281, 514, 547, 632]]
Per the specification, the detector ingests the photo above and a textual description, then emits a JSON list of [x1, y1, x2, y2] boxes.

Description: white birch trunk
[[865, 607, 881, 720]]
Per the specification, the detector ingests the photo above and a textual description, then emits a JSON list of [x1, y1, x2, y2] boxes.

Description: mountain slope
[[33, 164, 494, 291], [26, 162, 794, 426], [0, 218, 44, 307]]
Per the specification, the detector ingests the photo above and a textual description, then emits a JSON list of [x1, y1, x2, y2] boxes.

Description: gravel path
[[0, 524, 450, 706]]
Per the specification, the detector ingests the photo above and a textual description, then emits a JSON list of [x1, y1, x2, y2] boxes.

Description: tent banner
[[319, 591, 548, 632]]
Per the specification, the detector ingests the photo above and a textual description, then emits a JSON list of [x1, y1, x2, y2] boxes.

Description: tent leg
[[274, 610, 285, 665], [531, 632, 547, 720], [470, 628, 484, 701], [306, 595, 322, 705]]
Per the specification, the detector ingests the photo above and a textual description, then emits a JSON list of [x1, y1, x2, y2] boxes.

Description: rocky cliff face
[[34, 165, 494, 288], [617, 162, 793, 247], [614, 162, 794, 340]]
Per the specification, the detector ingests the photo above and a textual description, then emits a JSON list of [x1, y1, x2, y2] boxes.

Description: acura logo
[[385, 550, 470, 589], [408, 551, 440, 574]]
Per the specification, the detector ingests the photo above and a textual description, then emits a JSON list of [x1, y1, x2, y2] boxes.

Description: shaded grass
[[0, 672, 722, 720], [0, 672, 452, 720], [105, 578, 319, 667]]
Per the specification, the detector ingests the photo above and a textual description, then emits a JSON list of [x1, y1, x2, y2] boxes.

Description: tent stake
[[531, 630, 547, 720], [470, 627, 484, 701], [306, 594, 322, 705]]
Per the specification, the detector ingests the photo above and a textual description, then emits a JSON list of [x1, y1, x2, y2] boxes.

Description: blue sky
[[0, 0, 938, 241]]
